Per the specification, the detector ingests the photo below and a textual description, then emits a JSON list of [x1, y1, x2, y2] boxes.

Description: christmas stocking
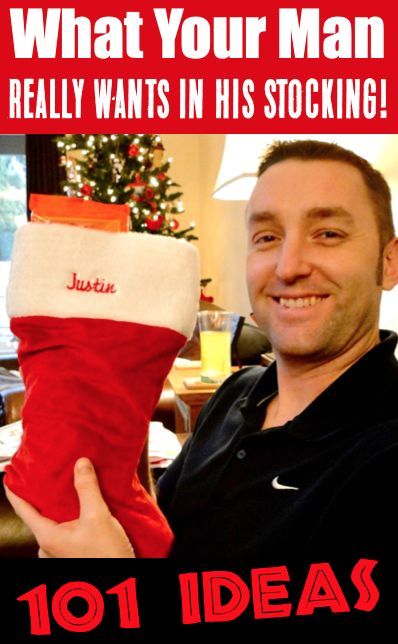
[[5, 223, 199, 557]]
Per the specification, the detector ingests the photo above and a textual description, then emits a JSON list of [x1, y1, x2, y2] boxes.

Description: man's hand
[[4, 458, 135, 558]]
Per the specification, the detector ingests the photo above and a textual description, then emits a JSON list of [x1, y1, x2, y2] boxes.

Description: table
[[167, 354, 275, 434], [167, 365, 234, 433]]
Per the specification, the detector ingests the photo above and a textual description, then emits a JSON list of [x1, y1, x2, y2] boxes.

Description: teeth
[[279, 296, 324, 308]]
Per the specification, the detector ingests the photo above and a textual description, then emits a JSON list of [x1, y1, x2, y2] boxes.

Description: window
[[0, 135, 26, 350]]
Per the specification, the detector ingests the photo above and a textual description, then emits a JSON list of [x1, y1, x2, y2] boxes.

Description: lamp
[[212, 133, 396, 201]]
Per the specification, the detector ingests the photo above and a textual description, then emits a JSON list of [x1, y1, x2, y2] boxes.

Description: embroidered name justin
[[66, 272, 117, 294]]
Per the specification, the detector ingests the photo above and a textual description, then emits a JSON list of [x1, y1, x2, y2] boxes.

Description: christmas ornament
[[128, 144, 139, 157], [200, 289, 214, 303], [168, 219, 179, 231], [128, 174, 146, 193], [152, 142, 165, 164], [200, 278, 214, 303], [144, 187, 155, 201], [145, 215, 164, 230], [111, 156, 124, 183], [81, 184, 93, 197]]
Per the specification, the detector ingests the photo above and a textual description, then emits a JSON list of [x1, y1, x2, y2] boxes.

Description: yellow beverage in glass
[[200, 330, 231, 383]]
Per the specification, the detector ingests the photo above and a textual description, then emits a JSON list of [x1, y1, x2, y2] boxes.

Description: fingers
[[4, 484, 57, 540], [74, 458, 110, 521]]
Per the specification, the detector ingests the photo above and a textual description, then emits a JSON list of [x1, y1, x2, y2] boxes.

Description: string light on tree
[[54, 134, 198, 240]]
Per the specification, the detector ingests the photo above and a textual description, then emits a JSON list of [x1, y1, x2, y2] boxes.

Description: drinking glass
[[198, 311, 233, 383]]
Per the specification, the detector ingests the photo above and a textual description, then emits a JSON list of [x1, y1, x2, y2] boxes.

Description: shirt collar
[[239, 330, 398, 442]]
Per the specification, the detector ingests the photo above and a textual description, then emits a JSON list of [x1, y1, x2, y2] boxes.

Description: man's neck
[[263, 329, 380, 429]]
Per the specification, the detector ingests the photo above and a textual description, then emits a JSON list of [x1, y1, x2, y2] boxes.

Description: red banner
[[0, 0, 397, 133]]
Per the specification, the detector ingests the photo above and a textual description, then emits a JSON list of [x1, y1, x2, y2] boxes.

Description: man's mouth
[[273, 295, 328, 309]]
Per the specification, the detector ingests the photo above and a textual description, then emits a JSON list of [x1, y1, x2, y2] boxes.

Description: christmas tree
[[54, 134, 197, 241]]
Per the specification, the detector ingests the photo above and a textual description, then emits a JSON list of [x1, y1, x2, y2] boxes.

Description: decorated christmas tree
[[54, 134, 197, 240]]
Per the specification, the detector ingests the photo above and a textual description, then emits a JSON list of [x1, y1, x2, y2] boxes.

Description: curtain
[[25, 135, 65, 219]]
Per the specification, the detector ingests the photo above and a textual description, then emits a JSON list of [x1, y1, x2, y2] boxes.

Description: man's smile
[[270, 295, 330, 309]]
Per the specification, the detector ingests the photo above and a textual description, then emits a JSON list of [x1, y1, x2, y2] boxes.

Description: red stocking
[[5, 223, 199, 557]]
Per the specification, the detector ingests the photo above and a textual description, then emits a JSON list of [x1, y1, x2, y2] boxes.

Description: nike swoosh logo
[[271, 476, 299, 491]]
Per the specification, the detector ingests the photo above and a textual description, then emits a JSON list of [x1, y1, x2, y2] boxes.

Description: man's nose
[[274, 236, 312, 283]]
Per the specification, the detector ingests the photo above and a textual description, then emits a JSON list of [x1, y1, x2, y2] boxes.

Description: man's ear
[[382, 237, 398, 291]]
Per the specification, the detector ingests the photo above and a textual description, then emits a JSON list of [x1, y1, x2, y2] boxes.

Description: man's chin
[[276, 347, 323, 361], [271, 335, 330, 362]]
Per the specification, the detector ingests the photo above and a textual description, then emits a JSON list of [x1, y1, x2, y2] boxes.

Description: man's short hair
[[258, 139, 395, 250]]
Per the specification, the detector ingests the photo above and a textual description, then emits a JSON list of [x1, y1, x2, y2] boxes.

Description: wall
[[161, 134, 398, 334], [161, 134, 253, 319], [160, 134, 202, 245]]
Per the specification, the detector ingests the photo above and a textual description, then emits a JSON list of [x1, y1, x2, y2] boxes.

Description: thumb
[[74, 458, 109, 521]]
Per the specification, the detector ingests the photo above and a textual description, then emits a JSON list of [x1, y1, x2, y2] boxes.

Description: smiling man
[[155, 140, 398, 560], [5, 140, 398, 561], [245, 144, 396, 430]]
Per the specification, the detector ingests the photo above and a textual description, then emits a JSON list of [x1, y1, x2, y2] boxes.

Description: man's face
[[246, 159, 386, 362]]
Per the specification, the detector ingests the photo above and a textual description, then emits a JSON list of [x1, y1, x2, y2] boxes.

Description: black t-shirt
[[157, 331, 398, 562]]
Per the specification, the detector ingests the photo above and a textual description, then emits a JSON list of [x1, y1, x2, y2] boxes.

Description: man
[[5, 139, 398, 559]]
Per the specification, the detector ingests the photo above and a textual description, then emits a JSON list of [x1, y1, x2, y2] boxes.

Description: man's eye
[[318, 230, 344, 240], [254, 234, 277, 244]]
